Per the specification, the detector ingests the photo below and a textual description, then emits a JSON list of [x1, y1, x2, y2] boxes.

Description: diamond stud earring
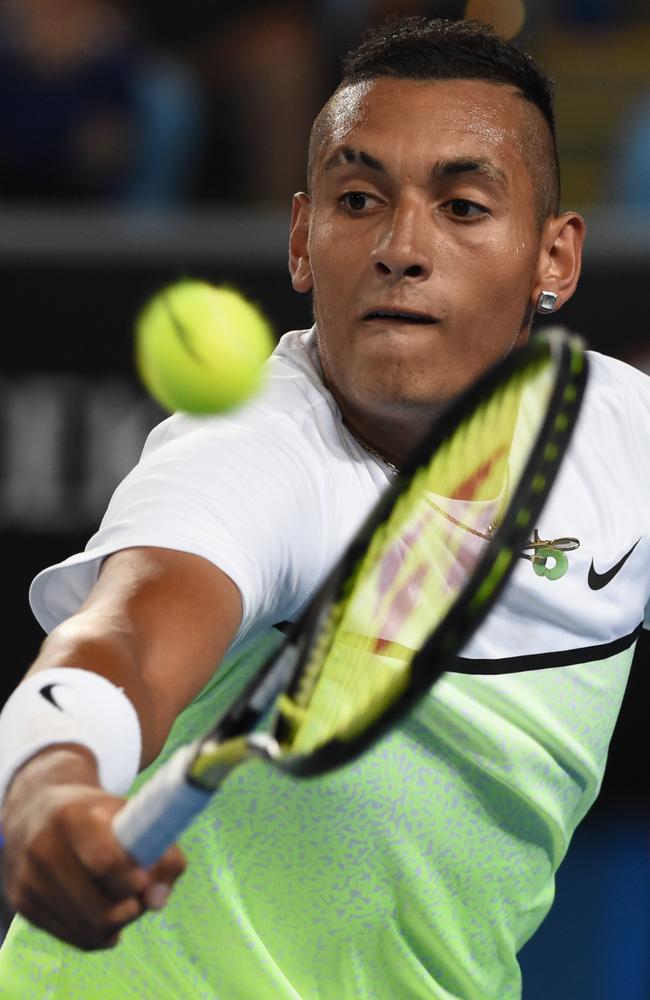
[[536, 290, 559, 314]]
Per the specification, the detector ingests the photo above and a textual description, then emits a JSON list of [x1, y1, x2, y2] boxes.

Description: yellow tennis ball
[[135, 281, 274, 414]]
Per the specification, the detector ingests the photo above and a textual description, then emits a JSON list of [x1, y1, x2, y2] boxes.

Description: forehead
[[316, 77, 532, 177]]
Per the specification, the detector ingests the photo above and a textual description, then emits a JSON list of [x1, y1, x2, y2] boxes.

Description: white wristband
[[0, 667, 142, 808]]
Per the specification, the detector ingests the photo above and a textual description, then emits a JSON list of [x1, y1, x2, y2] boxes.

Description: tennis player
[[1, 16, 649, 999]]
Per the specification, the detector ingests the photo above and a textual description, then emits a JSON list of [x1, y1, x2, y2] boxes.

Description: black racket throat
[[208, 593, 338, 744]]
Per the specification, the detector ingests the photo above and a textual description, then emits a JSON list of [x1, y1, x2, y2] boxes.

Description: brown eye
[[448, 199, 485, 218], [342, 192, 369, 211]]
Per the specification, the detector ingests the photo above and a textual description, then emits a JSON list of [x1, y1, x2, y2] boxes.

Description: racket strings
[[280, 354, 556, 754]]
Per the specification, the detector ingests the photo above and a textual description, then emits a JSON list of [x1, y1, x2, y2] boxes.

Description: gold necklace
[[423, 465, 510, 542], [354, 430, 509, 541], [353, 435, 400, 475]]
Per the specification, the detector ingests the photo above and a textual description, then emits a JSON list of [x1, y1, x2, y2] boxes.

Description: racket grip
[[112, 743, 211, 868]]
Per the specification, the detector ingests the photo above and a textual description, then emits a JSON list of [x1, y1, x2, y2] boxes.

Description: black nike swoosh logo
[[588, 539, 641, 590], [40, 683, 65, 711]]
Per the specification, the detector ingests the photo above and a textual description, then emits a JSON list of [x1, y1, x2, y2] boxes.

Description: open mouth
[[363, 309, 438, 325]]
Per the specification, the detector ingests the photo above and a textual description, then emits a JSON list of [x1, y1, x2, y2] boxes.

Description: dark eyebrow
[[322, 146, 387, 175], [432, 157, 508, 189], [322, 148, 508, 190]]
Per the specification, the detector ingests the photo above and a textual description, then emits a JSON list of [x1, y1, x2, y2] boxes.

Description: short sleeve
[[30, 408, 332, 643]]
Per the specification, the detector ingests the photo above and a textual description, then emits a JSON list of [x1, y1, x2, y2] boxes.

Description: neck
[[340, 400, 443, 469]]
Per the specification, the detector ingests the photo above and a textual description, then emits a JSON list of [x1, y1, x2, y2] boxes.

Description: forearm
[[3, 546, 241, 810], [27, 615, 166, 768], [2, 744, 100, 818]]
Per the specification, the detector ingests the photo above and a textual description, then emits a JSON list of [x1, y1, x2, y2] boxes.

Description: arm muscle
[[26, 546, 243, 767]]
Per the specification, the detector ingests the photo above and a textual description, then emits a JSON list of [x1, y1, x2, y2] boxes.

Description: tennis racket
[[113, 328, 588, 867]]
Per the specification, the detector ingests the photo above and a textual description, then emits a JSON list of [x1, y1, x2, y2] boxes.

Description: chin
[[360, 381, 451, 418]]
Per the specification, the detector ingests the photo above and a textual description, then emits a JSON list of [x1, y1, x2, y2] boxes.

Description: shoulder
[[30, 330, 387, 639], [580, 351, 650, 447], [136, 328, 389, 517], [572, 351, 650, 502], [95, 327, 388, 598], [586, 350, 650, 395], [141, 329, 341, 469]]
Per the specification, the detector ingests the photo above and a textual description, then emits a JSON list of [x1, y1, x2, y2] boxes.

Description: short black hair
[[309, 16, 560, 221]]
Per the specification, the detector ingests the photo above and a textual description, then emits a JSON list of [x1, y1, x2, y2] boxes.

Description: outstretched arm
[[0, 545, 242, 950]]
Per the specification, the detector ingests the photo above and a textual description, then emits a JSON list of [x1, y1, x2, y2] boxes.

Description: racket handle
[[113, 744, 211, 868]]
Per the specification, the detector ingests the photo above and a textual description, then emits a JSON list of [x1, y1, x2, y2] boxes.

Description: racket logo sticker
[[521, 529, 580, 581]]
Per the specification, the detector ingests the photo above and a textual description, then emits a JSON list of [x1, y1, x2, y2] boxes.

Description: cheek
[[308, 210, 353, 269], [309, 234, 362, 308], [443, 244, 538, 351], [308, 216, 335, 258], [462, 230, 539, 302]]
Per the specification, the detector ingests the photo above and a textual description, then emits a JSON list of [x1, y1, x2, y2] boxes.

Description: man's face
[[291, 77, 554, 424]]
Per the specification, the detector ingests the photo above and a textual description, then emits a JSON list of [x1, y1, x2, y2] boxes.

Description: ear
[[289, 192, 313, 294], [531, 212, 586, 312]]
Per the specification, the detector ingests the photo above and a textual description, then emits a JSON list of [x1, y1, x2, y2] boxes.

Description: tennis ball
[[135, 281, 274, 414]]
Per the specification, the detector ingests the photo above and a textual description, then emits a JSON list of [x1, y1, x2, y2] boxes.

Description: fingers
[[72, 803, 152, 900], [18, 876, 136, 951], [7, 828, 143, 950], [142, 845, 187, 910], [73, 803, 187, 906], [31, 846, 145, 949], [4, 791, 186, 951]]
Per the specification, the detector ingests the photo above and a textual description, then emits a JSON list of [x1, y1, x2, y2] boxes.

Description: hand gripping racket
[[113, 329, 588, 867]]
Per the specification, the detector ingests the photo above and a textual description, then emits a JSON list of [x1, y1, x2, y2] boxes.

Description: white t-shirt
[[30, 327, 650, 650], [16, 327, 650, 1000]]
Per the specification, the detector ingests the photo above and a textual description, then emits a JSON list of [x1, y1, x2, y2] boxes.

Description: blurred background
[[0, 1, 648, 995]]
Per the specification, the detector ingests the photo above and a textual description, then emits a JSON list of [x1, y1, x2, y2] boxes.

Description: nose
[[370, 201, 433, 282]]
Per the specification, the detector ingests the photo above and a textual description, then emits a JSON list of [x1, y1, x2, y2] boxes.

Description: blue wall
[[520, 820, 650, 1000]]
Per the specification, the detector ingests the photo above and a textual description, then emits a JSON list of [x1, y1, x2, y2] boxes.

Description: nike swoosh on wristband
[[588, 539, 641, 590], [39, 683, 65, 711]]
